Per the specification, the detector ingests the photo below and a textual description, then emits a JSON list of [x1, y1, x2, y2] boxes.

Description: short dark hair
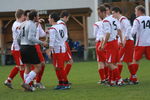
[[98, 5, 106, 12], [28, 10, 38, 20], [60, 10, 69, 18], [103, 3, 111, 10], [136, 5, 145, 14], [15, 9, 24, 19], [50, 12, 60, 22], [24, 10, 30, 16], [112, 7, 122, 14]]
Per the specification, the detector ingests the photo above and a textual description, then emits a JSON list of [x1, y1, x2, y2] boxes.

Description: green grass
[[0, 60, 150, 100]]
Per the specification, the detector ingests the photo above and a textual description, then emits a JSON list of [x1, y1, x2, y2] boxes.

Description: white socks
[[24, 73, 29, 80], [25, 71, 36, 84]]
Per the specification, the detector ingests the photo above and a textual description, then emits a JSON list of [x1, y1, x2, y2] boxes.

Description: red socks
[[112, 68, 121, 81], [104, 66, 109, 79], [98, 68, 106, 81], [8, 66, 19, 82], [128, 64, 139, 75], [36, 65, 45, 83], [20, 70, 25, 81], [65, 64, 72, 76]]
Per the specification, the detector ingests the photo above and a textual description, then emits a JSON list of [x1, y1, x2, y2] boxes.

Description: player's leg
[[129, 46, 144, 84], [34, 45, 46, 89], [117, 45, 124, 75], [107, 40, 123, 86], [4, 51, 24, 89], [64, 42, 73, 76]]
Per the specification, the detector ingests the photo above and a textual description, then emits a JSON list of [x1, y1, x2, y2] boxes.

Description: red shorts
[[119, 40, 134, 63], [11, 50, 23, 66], [35, 44, 45, 62], [52, 53, 65, 68], [134, 46, 150, 61], [105, 40, 119, 63], [95, 41, 106, 62], [64, 42, 72, 61]]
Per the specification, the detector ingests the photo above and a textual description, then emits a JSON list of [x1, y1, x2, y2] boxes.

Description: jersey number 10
[[59, 30, 65, 38]]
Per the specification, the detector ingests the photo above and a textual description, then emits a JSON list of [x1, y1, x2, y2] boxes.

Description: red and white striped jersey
[[131, 16, 150, 46], [57, 20, 68, 39], [11, 21, 22, 51], [119, 16, 133, 41], [49, 24, 67, 53], [102, 15, 121, 42], [93, 20, 104, 42]]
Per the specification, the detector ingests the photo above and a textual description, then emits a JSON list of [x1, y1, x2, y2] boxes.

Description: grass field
[[0, 60, 150, 100]]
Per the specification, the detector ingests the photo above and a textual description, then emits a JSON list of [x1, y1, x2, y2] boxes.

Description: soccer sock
[[132, 64, 139, 75], [108, 70, 112, 82], [24, 73, 29, 81], [61, 69, 68, 85], [104, 66, 109, 79], [98, 68, 106, 81], [118, 64, 123, 75], [55, 70, 63, 85], [7, 66, 19, 83], [113, 68, 121, 81], [19, 70, 24, 81], [25, 71, 36, 84], [65, 64, 72, 76], [36, 65, 45, 83]]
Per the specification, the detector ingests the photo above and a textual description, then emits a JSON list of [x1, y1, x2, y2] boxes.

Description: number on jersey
[[59, 30, 64, 38], [141, 20, 150, 29], [22, 27, 25, 37], [112, 21, 117, 30]]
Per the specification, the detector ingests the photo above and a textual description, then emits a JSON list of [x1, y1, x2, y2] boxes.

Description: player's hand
[[39, 19, 45, 23], [46, 49, 51, 59], [42, 41, 48, 47], [99, 44, 104, 50]]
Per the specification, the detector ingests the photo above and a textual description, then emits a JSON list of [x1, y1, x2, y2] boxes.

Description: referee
[[19, 10, 47, 91]]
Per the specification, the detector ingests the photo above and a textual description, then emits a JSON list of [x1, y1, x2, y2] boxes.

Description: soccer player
[[111, 7, 134, 82], [4, 9, 25, 89], [19, 10, 47, 91], [99, 5, 124, 86], [48, 12, 70, 90], [23, 10, 46, 89], [57, 10, 73, 77], [130, 5, 150, 84], [94, 9, 106, 84], [33, 20, 47, 89]]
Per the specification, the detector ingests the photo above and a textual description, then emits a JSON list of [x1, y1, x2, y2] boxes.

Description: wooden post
[[82, 16, 88, 60], [0, 19, 5, 66]]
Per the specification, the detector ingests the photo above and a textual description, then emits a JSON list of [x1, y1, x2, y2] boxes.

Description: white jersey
[[11, 21, 22, 51], [102, 15, 120, 42], [36, 24, 46, 39], [57, 20, 68, 39], [93, 21, 104, 42], [131, 16, 150, 46], [119, 16, 133, 41], [49, 24, 67, 53]]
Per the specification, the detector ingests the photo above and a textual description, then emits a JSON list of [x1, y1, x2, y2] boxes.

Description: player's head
[[49, 12, 60, 25], [97, 5, 107, 19], [103, 3, 111, 16], [60, 10, 70, 22], [135, 5, 145, 17], [15, 9, 24, 22], [24, 10, 30, 21], [112, 7, 122, 19], [28, 9, 39, 22]]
